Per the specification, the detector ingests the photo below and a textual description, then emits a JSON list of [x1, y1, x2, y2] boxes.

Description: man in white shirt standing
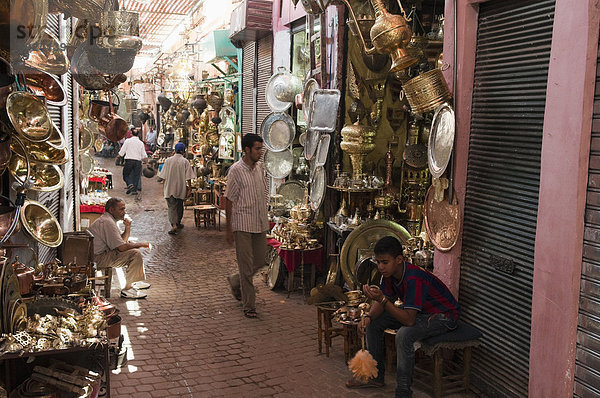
[[158, 142, 195, 235], [119, 129, 147, 195]]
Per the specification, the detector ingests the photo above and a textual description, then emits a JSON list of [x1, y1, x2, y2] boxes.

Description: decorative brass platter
[[428, 103, 455, 178], [340, 220, 411, 289], [276, 180, 306, 207], [423, 185, 461, 252]]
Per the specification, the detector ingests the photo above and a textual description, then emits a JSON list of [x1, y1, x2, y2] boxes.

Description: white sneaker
[[132, 281, 151, 290], [121, 288, 147, 299]]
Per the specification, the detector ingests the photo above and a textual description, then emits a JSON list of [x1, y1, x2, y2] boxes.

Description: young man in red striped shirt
[[346, 236, 460, 397]]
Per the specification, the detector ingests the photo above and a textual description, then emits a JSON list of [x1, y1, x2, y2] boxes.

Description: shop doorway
[[459, 0, 555, 396]]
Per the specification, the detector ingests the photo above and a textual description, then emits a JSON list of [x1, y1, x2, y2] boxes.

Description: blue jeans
[[366, 311, 457, 398]]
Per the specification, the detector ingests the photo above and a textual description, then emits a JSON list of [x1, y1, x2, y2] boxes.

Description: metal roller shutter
[[256, 34, 272, 133], [241, 41, 256, 135], [459, 1, 555, 397], [575, 35, 600, 398]]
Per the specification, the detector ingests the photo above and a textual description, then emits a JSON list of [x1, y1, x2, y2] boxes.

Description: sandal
[[345, 377, 384, 389], [244, 310, 258, 319]]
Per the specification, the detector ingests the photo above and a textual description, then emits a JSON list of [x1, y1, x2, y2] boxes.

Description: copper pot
[[89, 100, 119, 122], [0, 206, 20, 240], [97, 93, 127, 142]]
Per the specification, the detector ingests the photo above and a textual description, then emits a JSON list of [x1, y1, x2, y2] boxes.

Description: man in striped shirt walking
[[225, 134, 269, 319]]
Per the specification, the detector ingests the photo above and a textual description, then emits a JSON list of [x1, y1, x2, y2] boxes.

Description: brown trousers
[[96, 248, 146, 289], [230, 231, 267, 312]]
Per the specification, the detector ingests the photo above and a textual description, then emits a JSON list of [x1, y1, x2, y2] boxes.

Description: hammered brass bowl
[[11, 136, 69, 165], [6, 92, 52, 142], [8, 153, 64, 192], [20, 200, 63, 247]]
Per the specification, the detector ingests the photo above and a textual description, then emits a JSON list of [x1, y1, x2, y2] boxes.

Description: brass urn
[[340, 121, 376, 180], [340, 0, 416, 73], [369, 0, 416, 72]]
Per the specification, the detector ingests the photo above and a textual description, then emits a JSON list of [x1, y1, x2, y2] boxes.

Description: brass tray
[[423, 185, 461, 252], [340, 220, 411, 289], [277, 180, 306, 207]]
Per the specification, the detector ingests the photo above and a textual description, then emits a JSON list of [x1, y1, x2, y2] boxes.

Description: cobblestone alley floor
[[98, 156, 480, 398]]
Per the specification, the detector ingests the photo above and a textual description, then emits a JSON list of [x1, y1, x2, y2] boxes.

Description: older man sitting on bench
[[88, 197, 151, 299]]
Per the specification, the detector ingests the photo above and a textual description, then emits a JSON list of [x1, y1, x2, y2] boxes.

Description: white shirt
[[158, 153, 195, 199], [224, 159, 269, 233], [87, 212, 125, 255], [119, 136, 147, 161]]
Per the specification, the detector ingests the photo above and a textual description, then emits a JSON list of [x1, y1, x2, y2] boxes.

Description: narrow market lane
[[99, 157, 478, 398]]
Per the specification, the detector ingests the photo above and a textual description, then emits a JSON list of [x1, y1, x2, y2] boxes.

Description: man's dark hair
[[131, 129, 139, 136], [374, 236, 404, 258], [241, 133, 263, 151], [105, 197, 124, 212]]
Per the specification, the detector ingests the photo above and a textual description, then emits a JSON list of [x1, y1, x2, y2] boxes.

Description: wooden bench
[[384, 320, 482, 398]]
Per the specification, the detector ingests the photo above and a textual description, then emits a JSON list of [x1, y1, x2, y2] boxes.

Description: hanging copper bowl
[[5, 91, 52, 142], [8, 153, 64, 192], [423, 185, 461, 252], [190, 144, 203, 156], [11, 136, 69, 165], [88, 99, 118, 123], [20, 200, 63, 247], [21, 65, 67, 107], [23, 31, 69, 76], [85, 43, 137, 75]]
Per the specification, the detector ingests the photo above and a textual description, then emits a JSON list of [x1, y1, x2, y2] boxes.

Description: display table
[[0, 343, 110, 397], [267, 238, 323, 296]]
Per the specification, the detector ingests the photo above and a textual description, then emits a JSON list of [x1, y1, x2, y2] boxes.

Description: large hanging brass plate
[[340, 220, 411, 289]]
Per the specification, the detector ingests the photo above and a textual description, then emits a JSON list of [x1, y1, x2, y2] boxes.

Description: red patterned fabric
[[267, 238, 323, 272], [80, 205, 105, 214], [88, 176, 107, 184]]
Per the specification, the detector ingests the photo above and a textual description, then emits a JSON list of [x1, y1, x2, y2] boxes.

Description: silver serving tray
[[307, 89, 341, 133], [304, 128, 320, 161], [261, 112, 295, 152], [309, 165, 326, 211], [303, 78, 319, 121], [266, 67, 302, 112], [428, 103, 455, 178], [264, 149, 293, 179]]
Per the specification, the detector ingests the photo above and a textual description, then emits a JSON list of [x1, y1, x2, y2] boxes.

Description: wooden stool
[[90, 267, 113, 298], [339, 320, 360, 363], [384, 320, 482, 398], [191, 204, 218, 229], [316, 304, 344, 357]]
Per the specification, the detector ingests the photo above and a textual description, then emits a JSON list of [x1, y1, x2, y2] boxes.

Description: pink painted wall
[[433, 0, 479, 299], [279, 0, 307, 28], [530, 1, 600, 396]]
